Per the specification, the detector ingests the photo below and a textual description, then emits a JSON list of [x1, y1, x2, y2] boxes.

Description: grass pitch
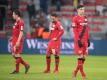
[[0, 54, 107, 80]]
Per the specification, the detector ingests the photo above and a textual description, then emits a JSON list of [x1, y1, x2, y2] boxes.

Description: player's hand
[[14, 46, 17, 52], [88, 39, 90, 47], [53, 38, 57, 41], [78, 40, 83, 48]]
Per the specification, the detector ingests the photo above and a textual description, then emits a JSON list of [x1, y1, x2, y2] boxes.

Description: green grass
[[0, 54, 107, 80]]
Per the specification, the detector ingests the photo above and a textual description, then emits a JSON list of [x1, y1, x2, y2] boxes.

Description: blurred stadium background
[[0, 0, 107, 80], [0, 0, 107, 55]]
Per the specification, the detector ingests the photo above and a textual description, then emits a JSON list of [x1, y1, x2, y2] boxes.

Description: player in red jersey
[[10, 10, 30, 74], [72, 5, 90, 80], [44, 13, 64, 73]]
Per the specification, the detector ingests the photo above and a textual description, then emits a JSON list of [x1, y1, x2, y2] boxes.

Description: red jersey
[[49, 21, 64, 40], [72, 15, 89, 41], [12, 19, 24, 43]]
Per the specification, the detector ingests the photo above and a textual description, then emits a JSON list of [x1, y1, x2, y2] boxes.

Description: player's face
[[51, 16, 57, 21], [77, 7, 85, 15], [12, 12, 18, 20]]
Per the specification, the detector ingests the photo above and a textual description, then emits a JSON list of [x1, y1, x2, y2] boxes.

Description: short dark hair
[[13, 9, 22, 17], [51, 13, 58, 17], [77, 5, 84, 9]]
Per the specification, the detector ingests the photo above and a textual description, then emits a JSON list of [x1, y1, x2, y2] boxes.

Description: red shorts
[[47, 40, 61, 55], [74, 40, 88, 56], [12, 41, 24, 54]]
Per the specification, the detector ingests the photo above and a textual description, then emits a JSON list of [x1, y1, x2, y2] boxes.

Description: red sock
[[20, 57, 28, 67], [55, 56, 59, 71], [73, 59, 80, 77], [46, 56, 51, 71], [15, 58, 21, 72], [78, 59, 86, 77], [73, 66, 79, 77]]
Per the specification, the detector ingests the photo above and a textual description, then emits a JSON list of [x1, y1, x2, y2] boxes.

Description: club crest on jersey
[[72, 22, 76, 26], [50, 24, 55, 30], [13, 23, 17, 29], [60, 25, 63, 29], [80, 22, 87, 26], [85, 19, 87, 21]]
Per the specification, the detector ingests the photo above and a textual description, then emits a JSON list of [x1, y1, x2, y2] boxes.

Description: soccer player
[[10, 10, 30, 74], [44, 13, 64, 73], [72, 5, 90, 80]]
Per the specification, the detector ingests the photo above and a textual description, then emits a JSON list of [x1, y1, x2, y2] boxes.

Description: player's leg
[[72, 44, 86, 80], [10, 45, 20, 74], [72, 59, 79, 77], [20, 57, 30, 74], [82, 58, 87, 80], [72, 55, 86, 79], [72, 45, 81, 78], [53, 41, 61, 73], [10, 53, 21, 74], [78, 57, 86, 77], [11, 55, 30, 74], [18, 44, 30, 74], [11, 44, 30, 74], [52, 49, 60, 73], [54, 55, 60, 73], [44, 47, 51, 73], [44, 55, 51, 73], [81, 44, 88, 80], [76, 44, 87, 79]]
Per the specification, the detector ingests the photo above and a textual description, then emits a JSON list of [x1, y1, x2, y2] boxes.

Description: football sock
[[46, 56, 51, 71], [73, 59, 80, 77], [15, 57, 21, 72], [20, 57, 28, 67], [55, 55, 59, 71], [73, 66, 79, 77], [78, 58, 86, 77]]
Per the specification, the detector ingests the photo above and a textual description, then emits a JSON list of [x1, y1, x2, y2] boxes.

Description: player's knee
[[52, 49, 56, 54], [14, 57, 20, 59], [55, 55, 59, 59], [46, 56, 51, 59], [78, 58, 85, 61], [78, 58, 85, 65], [78, 58, 82, 60], [15, 57, 20, 64], [14, 54, 21, 58]]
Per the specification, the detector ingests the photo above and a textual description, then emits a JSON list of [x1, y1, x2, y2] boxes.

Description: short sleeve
[[72, 17, 77, 28], [19, 21, 24, 31], [57, 22, 64, 30]]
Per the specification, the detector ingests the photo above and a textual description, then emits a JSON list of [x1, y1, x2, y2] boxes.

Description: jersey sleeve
[[72, 17, 77, 28], [86, 18, 89, 40], [72, 17, 79, 39], [86, 26, 89, 40], [56, 23, 64, 40], [19, 21, 24, 31]]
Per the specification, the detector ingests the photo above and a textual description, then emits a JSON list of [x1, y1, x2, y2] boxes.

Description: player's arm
[[17, 30, 23, 42], [72, 17, 78, 37], [87, 26, 90, 47], [15, 22, 24, 48], [49, 22, 52, 39], [55, 24, 64, 40], [72, 17, 83, 48]]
